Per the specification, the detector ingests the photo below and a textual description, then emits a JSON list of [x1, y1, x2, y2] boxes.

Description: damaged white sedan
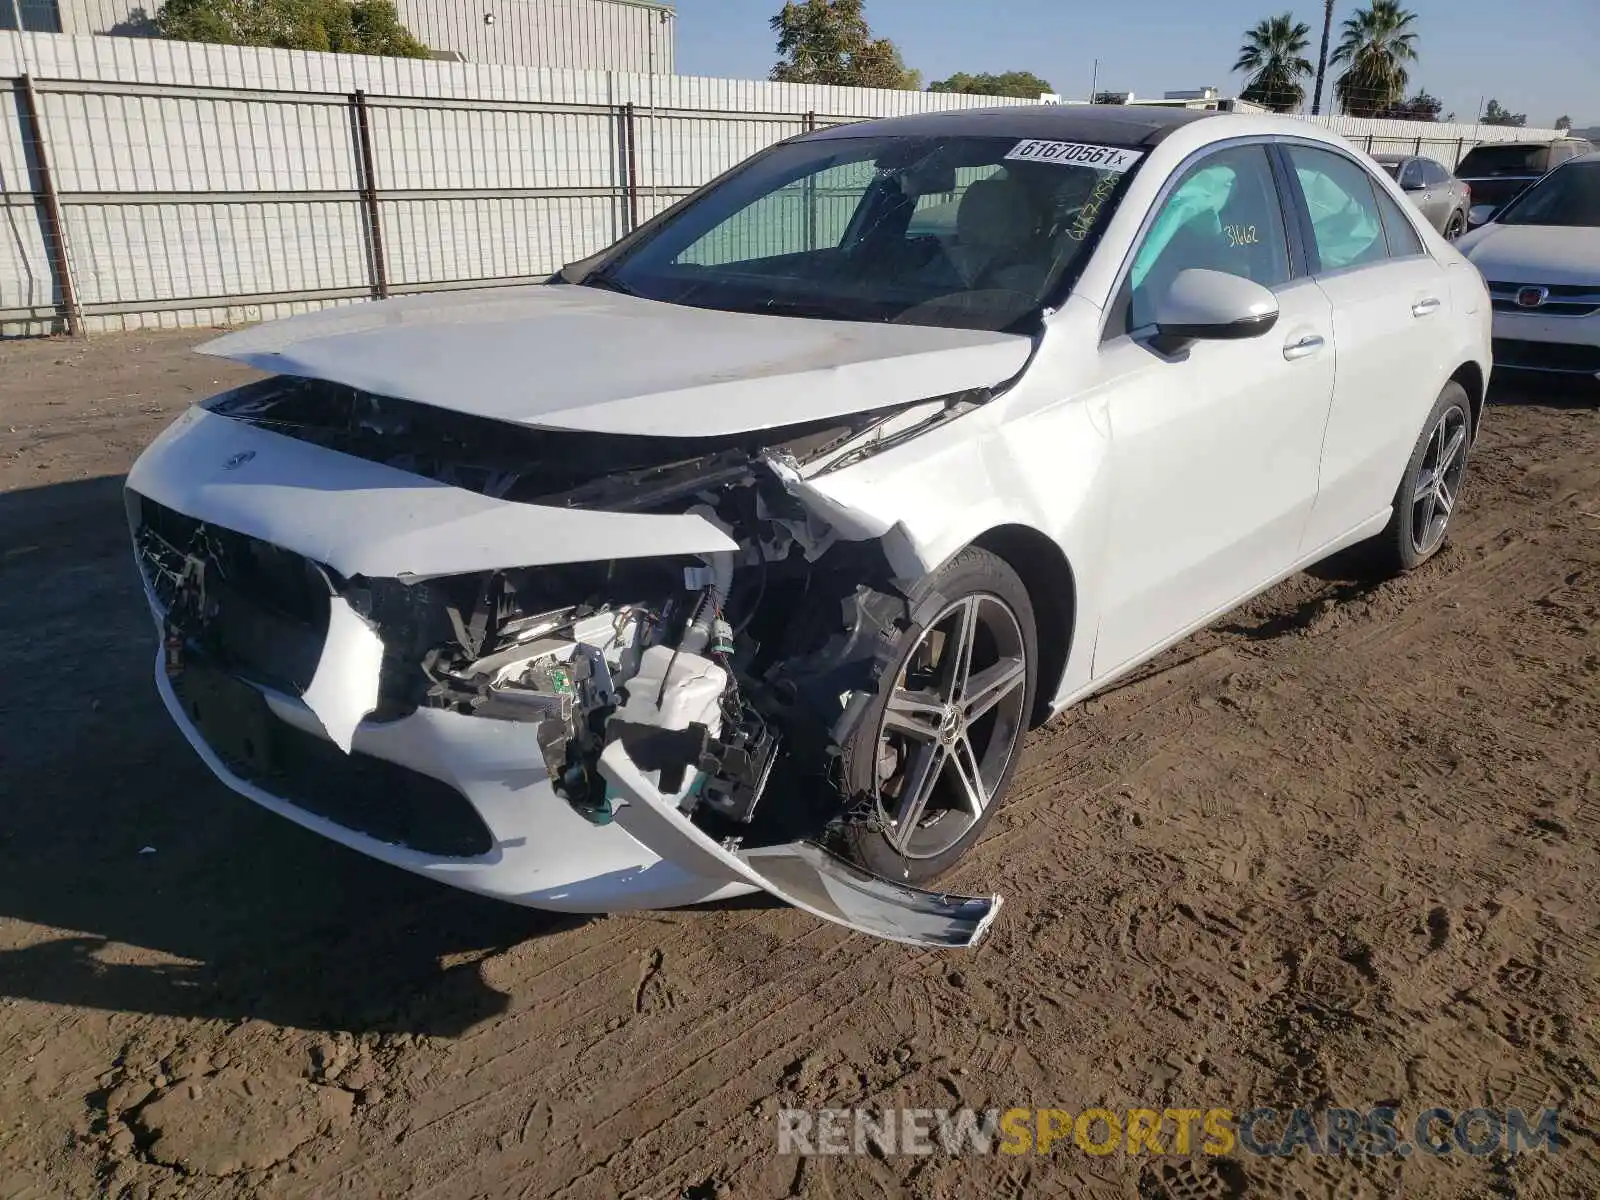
[[127, 106, 1491, 947]]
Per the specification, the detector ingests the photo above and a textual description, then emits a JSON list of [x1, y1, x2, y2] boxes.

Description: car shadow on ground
[[1489, 375, 1599, 411], [0, 475, 589, 1038]]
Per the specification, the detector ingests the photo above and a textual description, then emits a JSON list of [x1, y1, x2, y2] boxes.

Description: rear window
[[1457, 145, 1549, 177]]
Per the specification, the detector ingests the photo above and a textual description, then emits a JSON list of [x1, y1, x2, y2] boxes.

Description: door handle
[[1282, 333, 1325, 361], [1412, 297, 1441, 317]]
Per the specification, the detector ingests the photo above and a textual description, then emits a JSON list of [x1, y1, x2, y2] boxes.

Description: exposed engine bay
[[130, 376, 1005, 947]]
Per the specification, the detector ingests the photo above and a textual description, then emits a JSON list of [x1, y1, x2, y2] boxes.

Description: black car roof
[[801, 104, 1223, 148]]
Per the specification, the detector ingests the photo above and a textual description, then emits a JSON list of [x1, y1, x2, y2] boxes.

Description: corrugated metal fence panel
[[0, 208, 55, 311], [369, 102, 617, 190], [39, 88, 356, 192], [64, 198, 370, 303], [383, 194, 616, 285], [635, 111, 807, 191]]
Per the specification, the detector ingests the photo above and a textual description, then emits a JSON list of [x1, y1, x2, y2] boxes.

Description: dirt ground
[[0, 330, 1596, 1200]]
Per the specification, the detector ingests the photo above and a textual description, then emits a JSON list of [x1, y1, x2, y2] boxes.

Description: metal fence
[[1346, 131, 1491, 171], [2, 73, 886, 334]]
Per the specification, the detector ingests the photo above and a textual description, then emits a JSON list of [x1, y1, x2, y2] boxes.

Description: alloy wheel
[[1410, 404, 1469, 556], [873, 594, 1029, 859]]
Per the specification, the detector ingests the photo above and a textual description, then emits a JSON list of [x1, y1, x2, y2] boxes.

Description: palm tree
[[1234, 13, 1314, 112], [1311, 0, 1334, 114], [1330, 0, 1419, 117]]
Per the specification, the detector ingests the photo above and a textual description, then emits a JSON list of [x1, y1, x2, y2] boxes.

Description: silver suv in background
[[1373, 154, 1472, 238], [1458, 137, 1596, 228]]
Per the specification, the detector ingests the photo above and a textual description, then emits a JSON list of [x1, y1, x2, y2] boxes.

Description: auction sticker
[[1005, 140, 1144, 172]]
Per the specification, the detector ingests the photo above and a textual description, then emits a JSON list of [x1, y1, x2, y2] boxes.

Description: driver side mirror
[[1149, 268, 1279, 353]]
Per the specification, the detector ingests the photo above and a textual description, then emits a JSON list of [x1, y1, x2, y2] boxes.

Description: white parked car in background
[[127, 107, 1491, 947], [1456, 151, 1600, 385]]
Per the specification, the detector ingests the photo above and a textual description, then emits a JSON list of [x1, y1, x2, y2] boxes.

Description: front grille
[[173, 667, 495, 858], [1493, 338, 1600, 374], [132, 492, 330, 695], [1488, 282, 1600, 318]]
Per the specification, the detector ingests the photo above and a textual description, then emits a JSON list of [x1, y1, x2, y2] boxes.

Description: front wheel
[[1363, 381, 1473, 576], [839, 547, 1037, 885]]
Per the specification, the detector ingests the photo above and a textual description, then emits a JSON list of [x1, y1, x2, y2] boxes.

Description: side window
[[1285, 145, 1389, 273], [1373, 185, 1426, 257], [1126, 145, 1291, 332]]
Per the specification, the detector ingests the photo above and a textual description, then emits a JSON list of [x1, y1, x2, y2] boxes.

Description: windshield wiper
[[747, 296, 858, 322], [581, 272, 646, 298]]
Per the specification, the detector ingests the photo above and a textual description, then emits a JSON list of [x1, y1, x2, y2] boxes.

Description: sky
[[673, 0, 1599, 131]]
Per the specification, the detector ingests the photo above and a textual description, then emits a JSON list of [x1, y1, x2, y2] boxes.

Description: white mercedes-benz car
[[1456, 151, 1600, 385], [128, 107, 1491, 947]]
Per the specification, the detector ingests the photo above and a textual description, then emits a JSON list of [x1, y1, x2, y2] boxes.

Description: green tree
[[154, 0, 429, 57], [1233, 13, 1314, 112], [1382, 89, 1441, 121], [927, 70, 1054, 98], [1330, 0, 1419, 117], [1480, 99, 1527, 127], [1310, 0, 1334, 114], [769, 0, 920, 90], [1555, 114, 1572, 131]]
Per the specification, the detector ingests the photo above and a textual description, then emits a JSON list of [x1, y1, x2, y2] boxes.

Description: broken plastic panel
[[599, 739, 1001, 949]]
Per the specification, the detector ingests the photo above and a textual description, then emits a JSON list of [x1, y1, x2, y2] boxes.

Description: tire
[[839, 546, 1038, 885], [1444, 210, 1466, 239], [1364, 381, 1473, 576]]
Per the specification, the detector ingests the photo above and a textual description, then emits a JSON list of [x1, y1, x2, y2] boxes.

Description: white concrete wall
[[0, 31, 1566, 335]]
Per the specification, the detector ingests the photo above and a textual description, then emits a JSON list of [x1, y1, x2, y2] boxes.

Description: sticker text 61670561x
[[1005, 140, 1145, 173]]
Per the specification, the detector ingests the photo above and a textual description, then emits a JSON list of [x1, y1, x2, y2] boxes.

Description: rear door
[[1399, 159, 1441, 230], [1088, 141, 1336, 676], [1279, 143, 1460, 553], [1417, 159, 1455, 229]]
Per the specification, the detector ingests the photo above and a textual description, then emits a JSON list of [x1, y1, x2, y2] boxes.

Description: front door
[[1089, 143, 1337, 677]]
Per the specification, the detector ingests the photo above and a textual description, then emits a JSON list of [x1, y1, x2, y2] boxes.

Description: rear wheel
[[840, 547, 1037, 885], [1363, 381, 1473, 576], [1444, 210, 1466, 239]]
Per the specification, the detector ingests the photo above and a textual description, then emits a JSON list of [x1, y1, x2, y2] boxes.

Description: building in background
[[1, 0, 676, 72]]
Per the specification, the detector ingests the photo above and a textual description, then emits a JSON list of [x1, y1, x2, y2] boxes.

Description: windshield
[[590, 134, 1142, 332], [1497, 160, 1600, 227]]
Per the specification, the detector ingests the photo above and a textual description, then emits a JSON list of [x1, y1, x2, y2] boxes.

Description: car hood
[[200, 284, 1034, 438], [1457, 223, 1600, 284]]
